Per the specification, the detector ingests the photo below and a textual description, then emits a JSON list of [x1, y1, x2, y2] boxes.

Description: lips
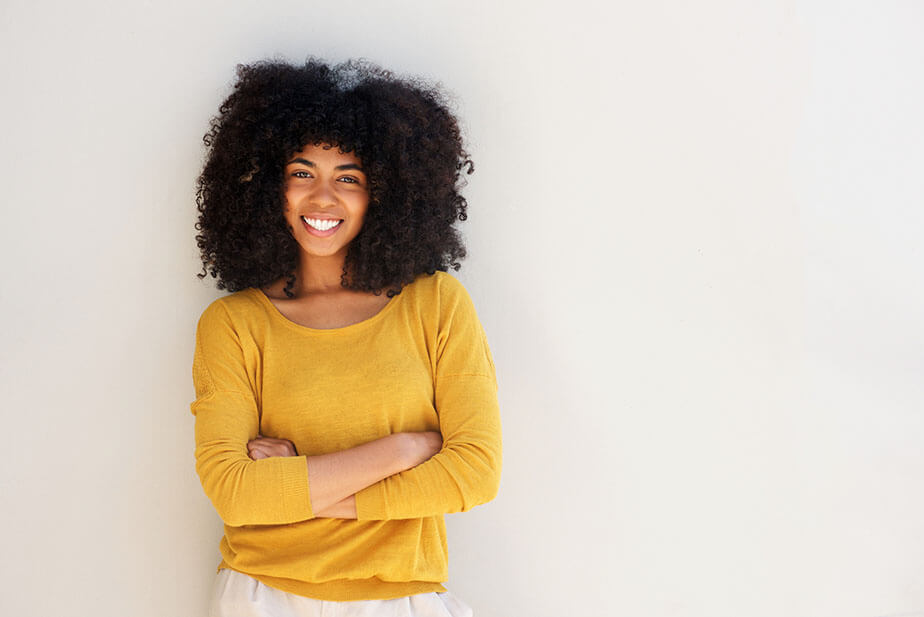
[[301, 216, 343, 237]]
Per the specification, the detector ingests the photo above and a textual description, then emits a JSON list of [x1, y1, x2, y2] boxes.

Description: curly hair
[[194, 57, 474, 298]]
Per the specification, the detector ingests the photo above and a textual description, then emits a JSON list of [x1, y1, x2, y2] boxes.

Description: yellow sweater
[[189, 270, 502, 601]]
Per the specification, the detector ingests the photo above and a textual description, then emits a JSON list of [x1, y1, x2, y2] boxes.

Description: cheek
[[354, 209, 369, 229], [354, 195, 370, 219], [282, 185, 304, 208]]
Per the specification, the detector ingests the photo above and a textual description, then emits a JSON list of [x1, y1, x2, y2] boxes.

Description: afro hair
[[194, 57, 474, 298]]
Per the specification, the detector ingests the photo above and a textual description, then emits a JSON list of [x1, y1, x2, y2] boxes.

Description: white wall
[[1, 1, 922, 616]]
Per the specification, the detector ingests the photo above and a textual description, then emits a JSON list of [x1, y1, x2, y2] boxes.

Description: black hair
[[195, 57, 473, 298]]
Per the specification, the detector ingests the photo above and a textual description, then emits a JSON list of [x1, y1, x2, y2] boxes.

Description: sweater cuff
[[280, 455, 313, 520], [354, 480, 388, 520]]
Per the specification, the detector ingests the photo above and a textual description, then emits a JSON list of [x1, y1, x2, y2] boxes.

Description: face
[[282, 142, 370, 261]]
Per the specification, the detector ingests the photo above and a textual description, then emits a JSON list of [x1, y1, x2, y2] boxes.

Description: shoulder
[[408, 270, 472, 303], [195, 288, 264, 330], [407, 271, 485, 332]]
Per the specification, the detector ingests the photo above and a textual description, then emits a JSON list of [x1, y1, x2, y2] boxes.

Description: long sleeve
[[188, 274, 496, 600], [190, 300, 314, 526], [353, 280, 503, 520]]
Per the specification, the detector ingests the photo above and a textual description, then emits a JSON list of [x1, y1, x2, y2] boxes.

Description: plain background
[[1, 1, 922, 616]]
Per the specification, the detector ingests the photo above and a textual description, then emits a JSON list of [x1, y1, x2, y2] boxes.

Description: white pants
[[209, 568, 474, 617]]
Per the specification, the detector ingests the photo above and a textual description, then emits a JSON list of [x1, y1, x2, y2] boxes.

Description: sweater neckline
[[247, 285, 406, 335]]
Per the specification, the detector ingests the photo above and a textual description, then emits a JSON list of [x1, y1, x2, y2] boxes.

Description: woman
[[190, 57, 502, 617]]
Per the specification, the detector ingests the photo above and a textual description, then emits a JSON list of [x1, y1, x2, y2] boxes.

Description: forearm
[[316, 440, 500, 521], [315, 495, 357, 518], [312, 431, 442, 518], [355, 438, 501, 520], [305, 433, 422, 513], [355, 374, 502, 520], [194, 396, 313, 527]]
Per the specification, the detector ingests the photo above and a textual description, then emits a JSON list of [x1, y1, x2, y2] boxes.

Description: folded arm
[[194, 389, 440, 525], [192, 275, 501, 525], [193, 390, 312, 526], [353, 373, 502, 520], [241, 351, 503, 522], [191, 299, 442, 526], [271, 374, 501, 521], [322, 279, 503, 521]]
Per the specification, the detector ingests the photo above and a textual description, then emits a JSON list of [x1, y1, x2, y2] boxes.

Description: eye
[[291, 170, 312, 179], [338, 176, 360, 184]]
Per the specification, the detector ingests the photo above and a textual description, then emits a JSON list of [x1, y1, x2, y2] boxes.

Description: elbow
[[195, 450, 314, 527], [457, 447, 502, 510], [194, 445, 313, 526], [196, 456, 251, 526], [213, 499, 248, 528], [209, 483, 253, 527], [479, 456, 502, 505], [460, 425, 502, 509]]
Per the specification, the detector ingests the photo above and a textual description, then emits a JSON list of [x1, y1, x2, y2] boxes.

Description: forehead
[[288, 142, 361, 165]]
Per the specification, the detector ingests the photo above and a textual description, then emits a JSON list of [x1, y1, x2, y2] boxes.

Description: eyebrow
[[286, 157, 364, 172]]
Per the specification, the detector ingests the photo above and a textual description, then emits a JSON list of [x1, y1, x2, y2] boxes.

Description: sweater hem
[[217, 563, 447, 601]]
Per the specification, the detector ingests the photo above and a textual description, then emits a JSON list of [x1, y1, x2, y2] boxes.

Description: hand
[[247, 434, 297, 460]]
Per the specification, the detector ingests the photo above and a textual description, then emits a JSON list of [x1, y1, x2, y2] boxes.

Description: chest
[[256, 323, 438, 455]]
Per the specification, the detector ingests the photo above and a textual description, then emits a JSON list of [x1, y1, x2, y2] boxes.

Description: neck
[[293, 252, 350, 295]]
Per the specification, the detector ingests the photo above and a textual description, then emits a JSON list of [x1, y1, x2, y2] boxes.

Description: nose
[[307, 179, 337, 208]]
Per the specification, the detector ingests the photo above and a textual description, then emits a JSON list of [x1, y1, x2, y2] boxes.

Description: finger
[[248, 443, 267, 456], [249, 438, 281, 448], [251, 437, 282, 445], [265, 445, 291, 458]]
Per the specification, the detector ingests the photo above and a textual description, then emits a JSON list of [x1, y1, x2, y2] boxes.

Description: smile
[[301, 216, 343, 232]]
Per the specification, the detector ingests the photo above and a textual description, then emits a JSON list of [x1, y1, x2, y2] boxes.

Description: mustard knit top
[[190, 271, 502, 601]]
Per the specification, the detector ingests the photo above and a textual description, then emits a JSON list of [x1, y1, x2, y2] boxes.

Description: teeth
[[302, 216, 342, 231]]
